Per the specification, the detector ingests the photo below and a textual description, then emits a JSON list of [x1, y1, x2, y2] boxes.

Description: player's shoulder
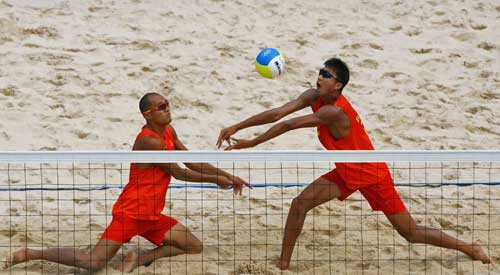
[[134, 134, 164, 150], [298, 89, 319, 104], [316, 103, 344, 119], [167, 124, 178, 134], [301, 88, 319, 98]]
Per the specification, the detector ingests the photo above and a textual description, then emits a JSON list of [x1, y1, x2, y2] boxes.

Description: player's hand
[[217, 126, 238, 149], [218, 176, 252, 196], [217, 176, 233, 190], [231, 176, 252, 195], [224, 138, 254, 150]]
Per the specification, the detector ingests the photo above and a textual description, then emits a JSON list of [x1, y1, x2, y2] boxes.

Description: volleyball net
[[0, 150, 499, 274]]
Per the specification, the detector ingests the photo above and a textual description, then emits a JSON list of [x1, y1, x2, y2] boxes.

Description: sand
[[0, 0, 499, 274]]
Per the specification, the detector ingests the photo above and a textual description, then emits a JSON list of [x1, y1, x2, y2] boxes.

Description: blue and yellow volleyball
[[255, 48, 285, 78]]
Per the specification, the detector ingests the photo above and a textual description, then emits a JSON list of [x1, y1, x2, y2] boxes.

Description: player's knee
[[291, 197, 312, 214], [290, 197, 302, 212], [186, 244, 203, 254], [87, 258, 107, 271], [399, 229, 420, 243], [189, 244, 203, 254], [186, 239, 203, 254]]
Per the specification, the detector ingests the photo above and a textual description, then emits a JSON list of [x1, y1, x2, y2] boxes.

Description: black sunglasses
[[319, 68, 338, 80]]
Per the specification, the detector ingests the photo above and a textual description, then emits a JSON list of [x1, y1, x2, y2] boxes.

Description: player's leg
[[364, 182, 492, 264], [279, 176, 343, 270], [4, 238, 122, 271], [386, 211, 491, 263], [119, 222, 201, 272]]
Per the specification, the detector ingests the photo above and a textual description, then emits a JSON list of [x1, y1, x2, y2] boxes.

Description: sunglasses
[[319, 68, 338, 80], [143, 101, 169, 114]]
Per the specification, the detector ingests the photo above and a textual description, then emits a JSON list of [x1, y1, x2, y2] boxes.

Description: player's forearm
[[171, 168, 221, 184], [185, 163, 232, 178], [251, 121, 290, 147], [234, 109, 283, 130]]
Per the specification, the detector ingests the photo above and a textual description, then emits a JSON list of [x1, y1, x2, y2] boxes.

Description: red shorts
[[101, 214, 178, 246], [321, 169, 406, 215]]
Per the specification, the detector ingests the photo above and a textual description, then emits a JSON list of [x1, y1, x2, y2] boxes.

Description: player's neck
[[145, 122, 167, 137], [320, 92, 340, 104]]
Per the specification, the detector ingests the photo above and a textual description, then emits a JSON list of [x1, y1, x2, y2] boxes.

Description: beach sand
[[0, 0, 499, 274]]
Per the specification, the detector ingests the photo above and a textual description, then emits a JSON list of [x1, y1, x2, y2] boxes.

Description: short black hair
[[139, 92, 160, 113], [324, 58, 349, 92]]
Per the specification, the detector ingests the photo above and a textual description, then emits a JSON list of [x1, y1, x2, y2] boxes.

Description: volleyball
[[255, 48, 285, 78]]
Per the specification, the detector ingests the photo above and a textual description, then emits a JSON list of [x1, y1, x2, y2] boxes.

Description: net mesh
[[0, 150, 499, 274]]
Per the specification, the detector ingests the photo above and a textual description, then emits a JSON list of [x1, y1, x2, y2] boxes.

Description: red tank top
[[311, 95, 392, 189], [112, 126, 175, 220]]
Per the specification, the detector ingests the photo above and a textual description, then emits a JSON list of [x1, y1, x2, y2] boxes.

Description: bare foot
[[4, 248, 29, 269], [471, 242, 491, 264], [115, 251, 138, 273]]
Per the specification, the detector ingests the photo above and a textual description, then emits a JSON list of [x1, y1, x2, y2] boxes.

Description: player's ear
[[142, 111, 153, 120], [334, 82, 343, 91]]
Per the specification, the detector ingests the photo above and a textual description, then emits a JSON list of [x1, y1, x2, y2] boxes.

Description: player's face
[[145, 95, 171, 124], [316, 67, 341, 95]]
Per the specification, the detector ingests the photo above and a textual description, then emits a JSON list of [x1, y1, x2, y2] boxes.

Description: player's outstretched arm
[[136, 133, 234, 190], [169, 126, 252, 195], [225, 105, 339, 150], [158, 162, 231, 187], [216, 89, 317, 148], [183, 162, 251, 195]]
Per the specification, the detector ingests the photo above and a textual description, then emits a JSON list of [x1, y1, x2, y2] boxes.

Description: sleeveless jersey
[[311, 94, 392, 189], [112, 126, 175, 220]]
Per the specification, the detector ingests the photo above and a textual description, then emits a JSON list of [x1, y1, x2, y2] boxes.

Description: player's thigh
[[295, 177, 342, 210], [163, 223, 201, 249]]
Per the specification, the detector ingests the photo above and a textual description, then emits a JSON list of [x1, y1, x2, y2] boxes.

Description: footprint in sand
[[24, 52, 73, 66], [318, 228, 342, 238], [410, 48, 433, 54], [0, 229, 17, 238], [369, 43, 384, 50], [319, 32, 341, 40], [17, 233, 36, 243], [71, 129, 93, 140], [0, 86, 17, 97], [389, 25, 403, 31], [73, 198, 90, 205], [349, 205, 361, 211], [256, 216, 281, 229], [21, 26, 58, 38], [450, 32, 476, 42], [437, 259, 455, 269], [295, 260, 324, 272], [157, 79, 175, 95], [359, 59, 379, 70], [381, 246, 392, 255], [436, 218, 470, 234], [381, 71, 406, 79], [477, 42, 497, 51], [466, 125, 499, 135], [465, 106, 490, 115], [237, 262, 276, 275], [86, 223, 105, 231], [450, 203, 464, 209], [406, 28, 422, 37], [409, 197, 422, 204], [355, 261, 374, 270], [130, 40, 159, 52]]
